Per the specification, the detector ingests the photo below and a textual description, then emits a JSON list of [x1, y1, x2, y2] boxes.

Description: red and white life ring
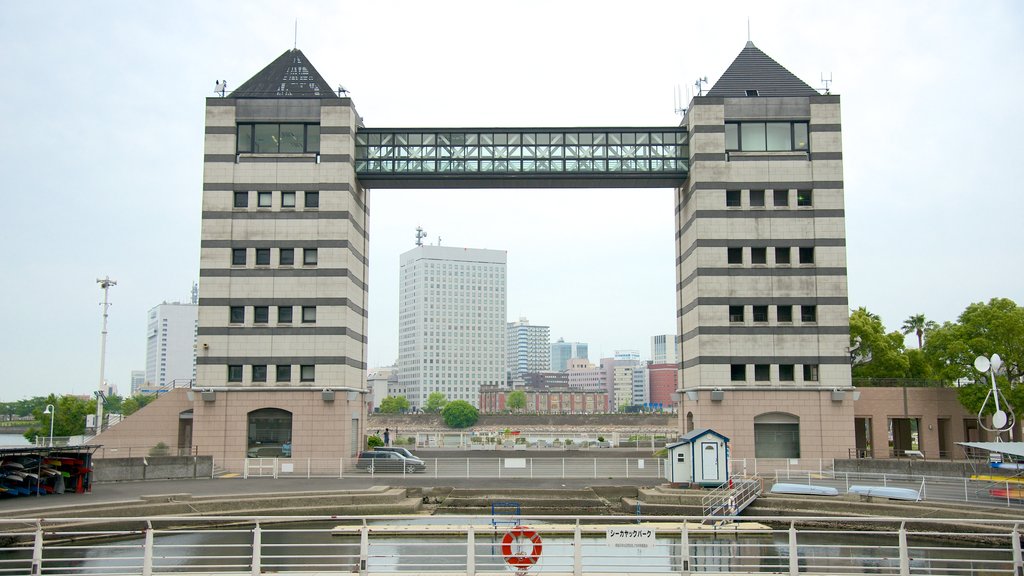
[[501, 525, 543, 569]]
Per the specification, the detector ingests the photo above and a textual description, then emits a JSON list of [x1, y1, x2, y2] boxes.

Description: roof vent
[[745, 89, 759, 97]]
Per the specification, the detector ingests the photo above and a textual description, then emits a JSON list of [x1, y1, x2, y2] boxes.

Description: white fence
[[0, 514, 1020, 575]]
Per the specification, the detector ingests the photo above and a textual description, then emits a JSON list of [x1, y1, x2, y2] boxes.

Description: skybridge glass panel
[[354, 128, 688, 187]]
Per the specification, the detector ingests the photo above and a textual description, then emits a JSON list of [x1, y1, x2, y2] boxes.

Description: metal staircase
[[701, 476, 763, 518]]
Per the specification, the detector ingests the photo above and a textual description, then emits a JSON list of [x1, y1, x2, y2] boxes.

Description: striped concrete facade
[[194, 93, 369, 462], [675, 93, 855, 459]]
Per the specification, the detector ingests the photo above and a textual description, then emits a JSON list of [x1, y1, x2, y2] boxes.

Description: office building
[[507, 318, 550, 378], [130, 370, 146, 395], [550, 338, 588, 372], [632, 362, 650, 406], [398, 245, 507, 409], [676, 42, 853, 458], [145, 302, 198, 390], [650, 334, 680, 365], [566, 359, 605, 392], [648, 363, 679, 410]]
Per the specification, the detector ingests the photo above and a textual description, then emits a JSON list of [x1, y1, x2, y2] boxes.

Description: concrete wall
[[92, 456, 213, 482], [91, 388, 193, 457], [853, 386, 981, 459]]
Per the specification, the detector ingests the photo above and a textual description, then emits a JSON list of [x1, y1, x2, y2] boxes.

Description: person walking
[[383, 428, 390, 446]]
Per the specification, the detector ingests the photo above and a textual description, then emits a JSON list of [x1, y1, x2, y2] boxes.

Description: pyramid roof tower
[[706, 41, 819, 98], [230, 49, 338, 99]]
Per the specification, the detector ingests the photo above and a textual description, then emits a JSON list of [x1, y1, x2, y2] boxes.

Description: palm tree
[[901, 313, 937, 349]]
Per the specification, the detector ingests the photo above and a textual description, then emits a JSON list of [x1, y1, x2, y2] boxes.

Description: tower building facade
[[398, 245, 507, 409], [194, 50, 368, 462], [507, 318, 551, 378], [675, 42, 853, 458], [145, 302, 198, 389]]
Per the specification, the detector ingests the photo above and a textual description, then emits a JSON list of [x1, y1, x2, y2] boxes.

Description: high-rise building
[[507, 318, 550, 378], [398, 245, 507, 409], [550, 338, 588, 372], [130, 370, 146, 395], [632, 362, 650, 406], [648, 363, 679, 410], [145, 302, 198, 390], [650, 334, 680, 365], [602, 352, 642, 411], [367, 366, 396, 413], [566, 358, 605, 392], [676, 42, 853, 458], [194, 49, 368, 462]]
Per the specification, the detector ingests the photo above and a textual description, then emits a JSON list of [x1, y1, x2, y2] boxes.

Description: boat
[[848, 485, 921, 501], [989, 487, 1024, 500], [770, 483, 839, 496]]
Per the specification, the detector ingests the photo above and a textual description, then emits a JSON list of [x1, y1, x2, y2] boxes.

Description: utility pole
[[96, 276, 117, 435]]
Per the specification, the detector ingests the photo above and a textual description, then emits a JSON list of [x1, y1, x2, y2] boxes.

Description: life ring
[[501, 525, 543, 569]]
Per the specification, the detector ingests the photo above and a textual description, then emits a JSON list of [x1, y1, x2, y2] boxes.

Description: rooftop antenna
[[820, 72, 833, 95], [747, 18, 751, 42], [191, 282, 199, 305], [294, 19, 298, 50], [415, 226, 427, 247], [694, 77, 708, 97], [214, 80, 227, 97], [95, 276, 117, 435], [337, 85, 350, 97], [673, 85, 687, 117]]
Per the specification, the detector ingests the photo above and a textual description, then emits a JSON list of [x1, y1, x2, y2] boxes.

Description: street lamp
[[42, 404, 55, 447]]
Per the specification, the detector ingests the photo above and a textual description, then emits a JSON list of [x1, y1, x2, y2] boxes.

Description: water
[[0, 433, 30, 447]]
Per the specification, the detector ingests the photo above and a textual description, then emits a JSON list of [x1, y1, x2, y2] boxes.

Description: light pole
[[43, 404, 55, 447]]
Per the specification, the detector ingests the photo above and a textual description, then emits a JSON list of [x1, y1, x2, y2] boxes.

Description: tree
[[424, 392, 448, 413], [121, 394, 156, 416], [924, 298, 1024, 385], [506, 390, 526, 412], [378, 395, 410, 414], [23, 394, 96, 441], [849, 307, 909, 378], [901, 313, 938, 349], [441, 400, 479, 428]]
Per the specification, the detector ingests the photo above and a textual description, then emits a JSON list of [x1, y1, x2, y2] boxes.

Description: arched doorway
[[754, 412, 800, 458], [247, 408, 292, 458]]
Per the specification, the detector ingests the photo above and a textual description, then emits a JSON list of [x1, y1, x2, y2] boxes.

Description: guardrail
[[0, 514, 1020, 575], [237, 457, 664, 480]]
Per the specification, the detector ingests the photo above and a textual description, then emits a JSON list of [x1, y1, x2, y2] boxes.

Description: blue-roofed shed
[[664, 428, 730, 486]]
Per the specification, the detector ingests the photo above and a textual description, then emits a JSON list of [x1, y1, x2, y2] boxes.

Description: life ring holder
[[501, 525, 543, 571]]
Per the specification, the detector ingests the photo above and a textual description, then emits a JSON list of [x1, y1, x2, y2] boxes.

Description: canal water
[[12, 520, 1012, 574]]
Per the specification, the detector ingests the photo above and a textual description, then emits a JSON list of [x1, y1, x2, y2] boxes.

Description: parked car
[[356, 450, 426, 473], [374, 446, 417, 459]]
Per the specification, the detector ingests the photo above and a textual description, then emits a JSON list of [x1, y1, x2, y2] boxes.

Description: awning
[[957, 442, 1024, 459]]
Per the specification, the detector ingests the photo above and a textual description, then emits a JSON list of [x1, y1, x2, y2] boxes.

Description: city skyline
[[2, 1, 1023, 400]]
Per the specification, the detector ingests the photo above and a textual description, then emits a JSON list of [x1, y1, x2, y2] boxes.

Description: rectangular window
[[751, 247, 767, 265], [797, 189, 813, 206], [229, 306, 244, 324], [278, 306, 293, 324], [252, 365, 267, 383], [730, 364, 746, 382], [777, 305, 793, 323], [254, 124, 279, 153], [779, 364, 795, 381], [236, 125, 253, 153], [727, 247, 743, 265], [725, 123, 739, 151], [306, 124, 320, 153], [279, 124, 305, 153], [255, 248, 271, 266], [254, 306, 269, 324], [302, 306, 317, 323], [740, 123, 767, 151], [774, 189, 789, 207], [228, 365, 243, 383], [803, 364, 819, 382], [304, 248, 318, 265], [257, 191, 272, 208], [729, 305, 744, 323], [726, 190, 741, 207], [801, 305, 817, 323], [765, 122, 792, 151], [752, 305, 769, 323], [775, 247, 791, 265], [754, 364, 770, 381], [300, 365, 315, 382], [231, 248, 246, 266], [281, 191, 296, 208], [799, 247, 815, 264], [305, 191, 319, 208], [749, 189, 765, 207], [279, 248, 294, 266], [276, 365, 292, 383], [793, 123, 809, 150], [233, 191, 248, 208]]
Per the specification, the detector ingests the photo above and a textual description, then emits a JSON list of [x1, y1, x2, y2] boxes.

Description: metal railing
[[0, 514, 1020, 575], [701, 476, 763, 517]]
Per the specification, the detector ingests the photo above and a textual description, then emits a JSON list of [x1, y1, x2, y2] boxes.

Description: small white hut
[[664, 428, 730, 487]]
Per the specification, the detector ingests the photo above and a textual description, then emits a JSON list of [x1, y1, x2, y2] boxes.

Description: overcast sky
[[2, 1, 1022, 401]]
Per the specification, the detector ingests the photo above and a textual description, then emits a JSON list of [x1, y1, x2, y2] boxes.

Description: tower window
[[745, 89, 759, 97], [777, 305, 793, 323], [727, 247, 743, 265], [751, 247, 767, 265], [729, 305, 745, 323], [803, 364, 819, 382], [749, 189, 765, 207], [801, 305, 817, 323], [775, 247, 791, 265], [255, 248, 271, 266], [231, 248, 246, 266], [227, 365, 243, 383], [279, 248, 295, 266], [797, 189, 813, 207], [233, 191, 248, 208], [726, 190, 741, 207], [303, 248, 318, 266], [799, 247, 815, 264], [281, 191, 296, 208], [276, 365, 292, 382], [731, 364, 746, 381], [774, 189, 789, 207], [779, 364, 795, 381], [229, 306, 244, 324], [752, 305, 769, 323], [278, 306, 293, 324], [305, 191, 320, 208], [257, 191, 272, 208], [754, 364, 770, 381]]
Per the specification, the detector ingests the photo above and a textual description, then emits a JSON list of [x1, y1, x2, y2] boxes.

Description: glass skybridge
[[354, 127, 688, 188]]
